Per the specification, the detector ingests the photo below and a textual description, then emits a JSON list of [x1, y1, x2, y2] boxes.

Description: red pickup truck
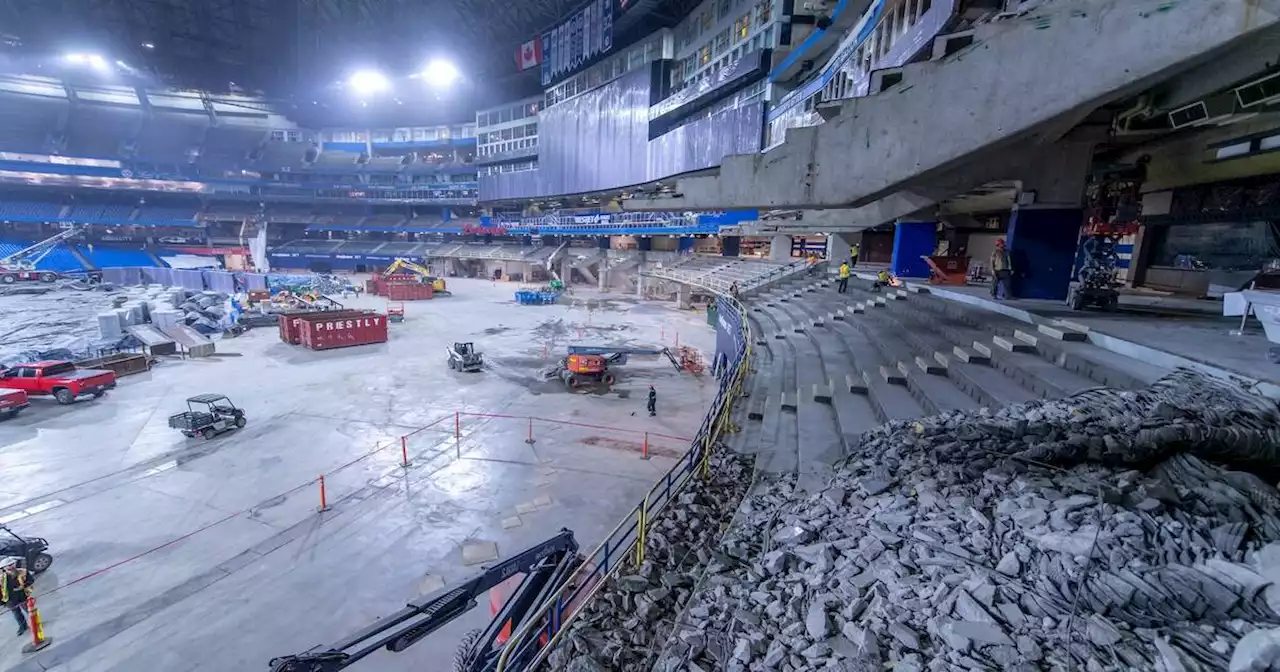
[[0, 389, 28, 419], [0, 361, 117, 404]]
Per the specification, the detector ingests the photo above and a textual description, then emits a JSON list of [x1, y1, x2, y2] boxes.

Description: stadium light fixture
[[420, 60, 459, 88], [348, 69, 391, 96], [63, 52, 110, 72]]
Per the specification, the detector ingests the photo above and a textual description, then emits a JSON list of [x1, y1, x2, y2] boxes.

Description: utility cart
[[168, 393, 247, 440]]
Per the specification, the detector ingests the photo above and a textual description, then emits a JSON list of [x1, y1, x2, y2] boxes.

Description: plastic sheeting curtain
[[250, 225, 270, 273], [647, 103, 763, 181], [479, 69, 766, 201]]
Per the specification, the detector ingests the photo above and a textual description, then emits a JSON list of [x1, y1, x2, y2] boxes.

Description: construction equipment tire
[[453, 628, 482, 672], [602, 373, 616, 386], [235, 416, 247, 428]]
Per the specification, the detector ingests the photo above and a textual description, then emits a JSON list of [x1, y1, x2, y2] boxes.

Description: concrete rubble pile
[[642, 370, 1280, 672], [545, 451, 755, 672]]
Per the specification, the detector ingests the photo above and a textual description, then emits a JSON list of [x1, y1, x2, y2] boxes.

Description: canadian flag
[[516, 37, 542, 71]]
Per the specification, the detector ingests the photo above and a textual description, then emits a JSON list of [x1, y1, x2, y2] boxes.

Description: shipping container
[[75, 352, 151, 377], [296, 312, 388, 350], [385, 282, 434, 301], [279, 310, 366, 344]]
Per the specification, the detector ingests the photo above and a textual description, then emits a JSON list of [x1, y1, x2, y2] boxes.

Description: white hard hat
[[0, 556, 19, 569]]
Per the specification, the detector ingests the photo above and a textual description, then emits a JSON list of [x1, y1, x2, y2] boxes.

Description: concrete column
[[722, 236, 741, 257], [677, 283, 692, 309], [826, 232, 859, 264], [891, 221, 935, 278], [1006, 139, 1094, 300], [769, 234, 793, 261]]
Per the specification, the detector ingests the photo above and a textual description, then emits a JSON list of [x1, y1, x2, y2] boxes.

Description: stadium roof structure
[[0, 0, 578, 91]]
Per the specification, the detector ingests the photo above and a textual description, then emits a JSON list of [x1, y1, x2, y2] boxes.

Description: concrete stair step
[[1037, 323, 1087, 342], [993, 334, 1036, 353]]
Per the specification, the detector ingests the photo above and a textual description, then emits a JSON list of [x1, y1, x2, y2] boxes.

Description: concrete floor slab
[[0, 279, 718, 672]]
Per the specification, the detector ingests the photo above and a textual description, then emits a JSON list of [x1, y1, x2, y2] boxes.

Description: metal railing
[[494, 291, 752, 672]]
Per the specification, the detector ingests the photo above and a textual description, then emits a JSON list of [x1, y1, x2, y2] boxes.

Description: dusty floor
[[0, 279, 717, 672]]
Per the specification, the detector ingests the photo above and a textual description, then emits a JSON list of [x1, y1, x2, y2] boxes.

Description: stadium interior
[[3, 0, 1280, 671]]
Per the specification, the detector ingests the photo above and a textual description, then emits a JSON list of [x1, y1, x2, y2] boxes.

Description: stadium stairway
[[739, 273, 1171, 470]]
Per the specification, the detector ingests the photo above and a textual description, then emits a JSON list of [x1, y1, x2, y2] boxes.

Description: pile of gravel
[[645, 370, 1280, 672], [546, 450, 755, 672]]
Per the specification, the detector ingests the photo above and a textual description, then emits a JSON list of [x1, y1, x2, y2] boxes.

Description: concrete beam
[[623, 0, 1280, 212]]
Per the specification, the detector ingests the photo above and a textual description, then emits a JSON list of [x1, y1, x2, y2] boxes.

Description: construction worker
[[850, 243, 860, 268], [837, 261, 850, 293], [870, 269, 893, 292], [0, 557, 30, 636], [990, 238, 1013, 300], [647, 385, 657, 417]]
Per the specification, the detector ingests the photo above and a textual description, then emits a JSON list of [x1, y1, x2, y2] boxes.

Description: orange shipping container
[[296, 313, 388, 350]]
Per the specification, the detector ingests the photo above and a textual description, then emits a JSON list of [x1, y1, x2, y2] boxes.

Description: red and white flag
[[516, 38, 542, 71]]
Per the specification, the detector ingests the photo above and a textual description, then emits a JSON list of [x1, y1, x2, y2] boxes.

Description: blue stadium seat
[[0, 200, 63, 221], [78, 245, 159, 268], [136, 206, 198, 225]]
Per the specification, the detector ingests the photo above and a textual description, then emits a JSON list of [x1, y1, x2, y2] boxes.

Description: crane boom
[[0, 227, 81, 270], [268, 529, 580, 672]]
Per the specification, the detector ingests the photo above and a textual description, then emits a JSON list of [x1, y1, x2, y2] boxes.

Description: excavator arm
[[268, 529, 579, 672]]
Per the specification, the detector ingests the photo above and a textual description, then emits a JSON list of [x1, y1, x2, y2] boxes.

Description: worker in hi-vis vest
[[849, 243, 859, 267], [837, 262, 850, 294]]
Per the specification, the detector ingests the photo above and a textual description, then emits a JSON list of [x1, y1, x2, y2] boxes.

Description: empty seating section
[[311, 212, 365, 226], [275, 240, 344, 254], [739, 273, 1172, 483], [203, 203, 258, 220], [66, 205, 107, 221], [96, 204, 135, 221], [375, 242, 427, 256], [199, 125, 266, 173], [64, 104, 140, 158], [364, 213, 407, 227], [0, 239, 84, 272], [135, 111, 209, 164], [408, 214, 445, 228], [78, 246, 158, 268], [266, 205, 314, 224], [365, 155, 404, 172], [0, 200, 63, 221], [646, 256, 802, 293], [0, 94, 64, 154], [256, 141, 310, 172], [136, 206, 197, 225], [310, 151, 361, 170]]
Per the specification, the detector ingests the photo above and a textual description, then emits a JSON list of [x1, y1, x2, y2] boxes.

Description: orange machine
[[559, 353, 616, 389]]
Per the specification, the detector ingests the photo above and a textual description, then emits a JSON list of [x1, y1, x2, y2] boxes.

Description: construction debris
[[651, 370, 1280, 672], [546, 451, 754, 672], [552, 369, 1280, 672]]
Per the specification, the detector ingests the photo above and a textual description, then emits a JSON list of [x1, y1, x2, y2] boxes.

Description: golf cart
[[447, 342, 484, 372], [0, 525, 52, 574], [168, 393, 247, 440]]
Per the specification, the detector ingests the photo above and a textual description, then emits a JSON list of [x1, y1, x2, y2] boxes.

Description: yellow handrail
[[494, 290, 753, 671]]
